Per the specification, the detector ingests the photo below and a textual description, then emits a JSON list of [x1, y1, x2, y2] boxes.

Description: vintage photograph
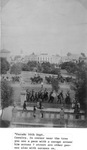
[[0, 0, 87, 128]]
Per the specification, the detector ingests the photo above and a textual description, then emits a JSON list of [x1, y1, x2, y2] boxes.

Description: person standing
[[60, 106, 64, 125], [41, 81, 43, 89], [74, 101, 80, 119], [39, 99, 42, 109], [72, 98, 75, 109], [33, 106, 36, 118], [23, 101, 27, 111]]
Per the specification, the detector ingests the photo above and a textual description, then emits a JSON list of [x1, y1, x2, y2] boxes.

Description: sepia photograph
[[0, 0, 87, 128]]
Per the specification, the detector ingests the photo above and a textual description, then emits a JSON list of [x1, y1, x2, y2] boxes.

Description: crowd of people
[[22, 88, 81, 119], [26, 88, 71, 104], [23, 89, 80, 122]]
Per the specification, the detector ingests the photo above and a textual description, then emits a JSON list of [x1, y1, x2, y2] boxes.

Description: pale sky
[[1, 0, 87, 56]]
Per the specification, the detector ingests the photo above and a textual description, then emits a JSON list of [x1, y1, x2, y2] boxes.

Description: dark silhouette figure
[[33, 106, 36, 118], [23, 101, 27, 111]]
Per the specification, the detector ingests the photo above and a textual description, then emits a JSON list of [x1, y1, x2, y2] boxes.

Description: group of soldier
[[23, 88, 80, 119], [26, 88, 71, 104]]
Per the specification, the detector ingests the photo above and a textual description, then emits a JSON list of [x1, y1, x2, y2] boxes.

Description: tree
[[0, 57, 10, 74], [41, 62, 59, 74], [41, 62, 52, 73], [10, 63, 21, 75], [51, 77, 60, 93], [81, 53, 86, 57], [1, 80, 13, 109], [67, 52, 72, 56], [60, 61, 78, 74], [27, 61, 37, 71], [22, 61, 37, 71], [72, 62, 87, 113], [75, 69, 87, 106], [50, 68, 61, 75], [37, 63, 42, 72]]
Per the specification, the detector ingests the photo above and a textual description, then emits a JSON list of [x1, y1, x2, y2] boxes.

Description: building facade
[[23, 53, 61, 64], [37, 53, 61, 64]]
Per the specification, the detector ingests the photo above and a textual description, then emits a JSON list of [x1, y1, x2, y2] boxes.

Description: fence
[[10, 107, 86, 127]]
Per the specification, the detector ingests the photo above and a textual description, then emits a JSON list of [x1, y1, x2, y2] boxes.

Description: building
[[61, 53, 86, 63], [27, 53, 38, 62], [13, 55, 22, 63], [37, 53, 61, 64], [51, 54, 61, 64], [23, 53, 38, 63], [23, 53, 61, 64], [37, 53, 51, 63]]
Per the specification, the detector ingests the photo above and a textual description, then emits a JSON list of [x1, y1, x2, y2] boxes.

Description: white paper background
[[0, 128, 87, 150]]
